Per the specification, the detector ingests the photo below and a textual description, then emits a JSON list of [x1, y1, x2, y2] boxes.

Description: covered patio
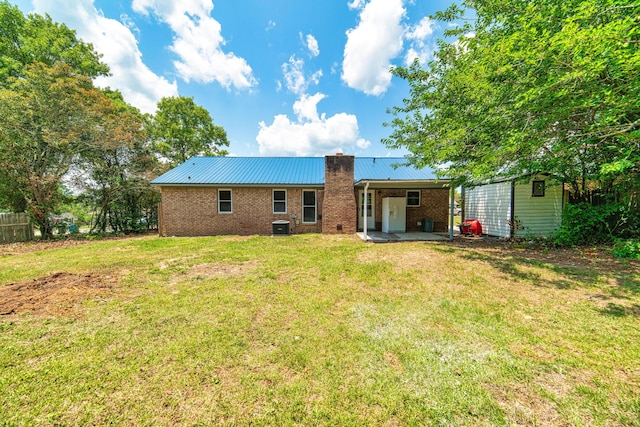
[[353, 158, 455, 241]]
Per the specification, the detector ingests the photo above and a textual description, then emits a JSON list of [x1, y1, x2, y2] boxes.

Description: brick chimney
[[322, 154, 356, 234]]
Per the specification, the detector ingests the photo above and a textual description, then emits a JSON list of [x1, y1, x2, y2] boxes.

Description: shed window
[[532, 180, 545, 197], [273, 190, 287, 214], [302, 190, 317, 223], [407, 190, 421, 207], [218, 190, 232, 213]]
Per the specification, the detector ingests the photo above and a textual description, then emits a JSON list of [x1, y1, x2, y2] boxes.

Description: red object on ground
[[460, 219, 482, 235]]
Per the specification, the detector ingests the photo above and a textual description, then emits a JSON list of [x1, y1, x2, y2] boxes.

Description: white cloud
[[293, 93, 327, 121], [119, 13, 140, 35], [282, 56, 306, 95], [261, 45, 368, 156], [132, 0, 256, 89], [347, 0, 365, 10], [342, 0, 405, 96], [403, 48, 425, 66], [404, 17, 435, 66], [356, 138, 371, 149], [306, 34, 320, 57], [30, 0, 177, 114], [407, 16, 435, 40], [257, 93, 367, 156], [309, 70, 323, 88], [282, 56, 322, 96]]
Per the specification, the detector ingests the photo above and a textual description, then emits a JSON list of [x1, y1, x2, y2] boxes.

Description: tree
[[0, 175, 27, 212], [384, 0, 640, 201], [0, 1, 108, 85], [0, 4, 109, 236], [77, 89, 161, 234], [0, 63, 107, 237], [149, 96, 229, 167]]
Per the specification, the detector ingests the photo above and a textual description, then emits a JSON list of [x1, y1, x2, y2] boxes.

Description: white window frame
[[302, 190, 317, 224], [218, 189, 232, 214], [272, 189, 287, 214], [406, 190, 421, 207]]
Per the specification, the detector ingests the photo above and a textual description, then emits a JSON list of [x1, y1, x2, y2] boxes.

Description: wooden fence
[[0, 213, 34, 244]]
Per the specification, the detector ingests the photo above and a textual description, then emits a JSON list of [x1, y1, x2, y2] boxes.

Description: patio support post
[[449, 185, 455, 241], [363, 181, 369, 241]]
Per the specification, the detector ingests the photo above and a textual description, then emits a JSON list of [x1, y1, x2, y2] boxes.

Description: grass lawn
[[0, 234, 639, 426]]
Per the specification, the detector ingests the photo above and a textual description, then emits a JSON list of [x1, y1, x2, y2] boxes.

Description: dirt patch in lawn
[[188, 261, 259, 278], [486, 380, 567, 427], [0, 272, 118, 317]]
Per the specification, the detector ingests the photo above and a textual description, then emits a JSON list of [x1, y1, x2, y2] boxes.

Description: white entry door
[[358, 190, 375, 230]]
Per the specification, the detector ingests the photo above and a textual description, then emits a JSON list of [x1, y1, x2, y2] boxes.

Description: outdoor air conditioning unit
[[272, 220, 290, 236]]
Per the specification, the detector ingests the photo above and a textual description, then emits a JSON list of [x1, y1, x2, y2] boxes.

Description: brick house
[[151, 154, 451, 237]]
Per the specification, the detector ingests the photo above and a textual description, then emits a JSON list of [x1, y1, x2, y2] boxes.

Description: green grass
[[1, 234, 639, 426]]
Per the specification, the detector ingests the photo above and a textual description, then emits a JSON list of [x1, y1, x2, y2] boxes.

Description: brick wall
[[322, 155, 357, 234], [159, 186, 323, 236], [369, 188, 450, 232]]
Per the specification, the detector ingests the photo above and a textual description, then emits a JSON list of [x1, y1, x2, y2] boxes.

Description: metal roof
[[151, 156, 446, 186], [151, 157, 325, 186], [354, 158, 441, 182]]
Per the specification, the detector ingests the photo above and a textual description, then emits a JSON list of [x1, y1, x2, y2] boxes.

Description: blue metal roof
[[354, 157, 441, 182], [152, 157, 325, 186], [151, 156, 445, 186]]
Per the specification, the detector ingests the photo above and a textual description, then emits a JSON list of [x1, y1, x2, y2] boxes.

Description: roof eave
[[151, 182, 324, 188]]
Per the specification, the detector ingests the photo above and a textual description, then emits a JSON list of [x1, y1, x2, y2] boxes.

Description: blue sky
[[13, 0, 455, 157]]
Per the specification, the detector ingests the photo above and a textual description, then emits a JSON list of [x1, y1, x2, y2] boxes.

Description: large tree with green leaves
[[149, 96, 229, 167], [0, 63, 108, 237], [0, 1, 108, 85], [0, 2, 109, 237], [384, 0, 640, 201], [78, 89, 161, 234]]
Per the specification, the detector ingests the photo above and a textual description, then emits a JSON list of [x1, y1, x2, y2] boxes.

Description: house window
[[407, 190, 421, 207], [532, 180, 545, 197], [218, 189, 232, 213], [302, 190, 316, 223], [273, 190, 287, 214]]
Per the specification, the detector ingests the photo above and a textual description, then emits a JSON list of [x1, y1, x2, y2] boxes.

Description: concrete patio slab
[[357, 231, 452, 242]]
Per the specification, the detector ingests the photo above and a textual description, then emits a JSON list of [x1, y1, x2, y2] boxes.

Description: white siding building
[[464, 176, 564, 239]]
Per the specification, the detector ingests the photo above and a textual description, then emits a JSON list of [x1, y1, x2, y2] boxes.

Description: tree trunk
[[34, 211, 53, 239]]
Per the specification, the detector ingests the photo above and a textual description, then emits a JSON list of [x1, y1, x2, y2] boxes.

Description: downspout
[[449, 184, 455, 241], [363, 181, 369, 241]]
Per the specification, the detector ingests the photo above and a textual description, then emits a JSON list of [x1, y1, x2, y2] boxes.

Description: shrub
[[553, 202, 637, 247], [612, 239, 640, 259]]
